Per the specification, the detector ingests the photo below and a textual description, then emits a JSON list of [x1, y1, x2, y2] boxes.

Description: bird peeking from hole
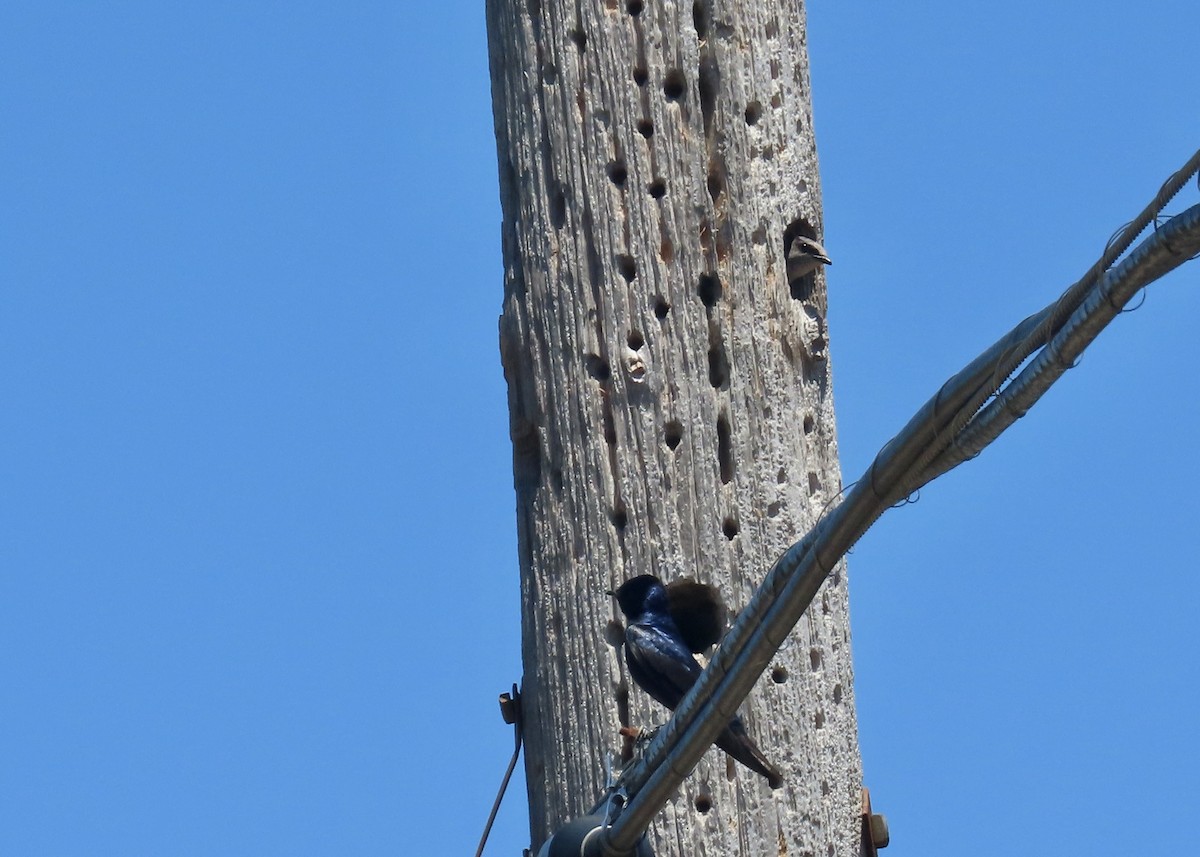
[[608, 574, 784, 789], [786, 235, 832, 291]]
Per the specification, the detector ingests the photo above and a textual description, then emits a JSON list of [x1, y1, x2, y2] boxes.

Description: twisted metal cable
[[910, 153, 1200, 489], [945, 202, 1200, 465], [894, 148, 1200, 499]]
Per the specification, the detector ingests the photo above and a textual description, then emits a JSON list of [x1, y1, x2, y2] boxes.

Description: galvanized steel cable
[[905, 148, 1200, 491], [943, 201, 1200, 468]]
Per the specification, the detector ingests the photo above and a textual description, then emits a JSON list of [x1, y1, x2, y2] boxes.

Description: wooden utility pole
[[486, 1, 863, 853]]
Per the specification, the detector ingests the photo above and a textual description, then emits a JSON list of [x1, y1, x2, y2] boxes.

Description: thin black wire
[[1119, 288, 1148, 314]]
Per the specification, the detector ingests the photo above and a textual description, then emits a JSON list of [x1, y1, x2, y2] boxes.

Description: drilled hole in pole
[[664, 419, 683, 450], [663, 69, 686, 101], [707, 343, 728, 389], [549, 187, 566, 229], [706, 170, 724, 205], [716, 412, 733, 484], [617, 255, 637, 282], [585, 355, 611, 381], [698, 57, 718, 136], [692, 0, 708, 37]]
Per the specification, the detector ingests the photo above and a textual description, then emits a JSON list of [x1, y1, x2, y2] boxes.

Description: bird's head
[[608, 574, 668, 620], [786, 235, 832, 283]]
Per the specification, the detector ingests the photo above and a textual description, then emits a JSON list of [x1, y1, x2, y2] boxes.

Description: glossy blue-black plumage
[[612, 574, 784, 789]]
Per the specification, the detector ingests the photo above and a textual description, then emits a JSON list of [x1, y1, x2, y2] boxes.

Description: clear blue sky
[[2, 3, 1196, 855]]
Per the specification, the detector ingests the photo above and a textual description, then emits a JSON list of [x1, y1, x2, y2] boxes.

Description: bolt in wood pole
[[486, 1, 864, 854]]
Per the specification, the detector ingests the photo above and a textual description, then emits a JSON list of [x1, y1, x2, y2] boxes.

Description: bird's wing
[[624, 622, 704, 711]]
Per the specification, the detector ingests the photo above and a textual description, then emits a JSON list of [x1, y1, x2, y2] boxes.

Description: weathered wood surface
[[486, 0, 863, 853]]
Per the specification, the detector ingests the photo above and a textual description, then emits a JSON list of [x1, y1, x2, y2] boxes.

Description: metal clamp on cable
[[536, 815, 653, 857]]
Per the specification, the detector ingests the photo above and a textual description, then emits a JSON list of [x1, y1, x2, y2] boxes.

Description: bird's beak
[[605, 589, 615, 597], [817, 254, 832, 266]]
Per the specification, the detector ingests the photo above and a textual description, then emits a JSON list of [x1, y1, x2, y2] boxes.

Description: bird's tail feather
[[716, 719, 784, 789]]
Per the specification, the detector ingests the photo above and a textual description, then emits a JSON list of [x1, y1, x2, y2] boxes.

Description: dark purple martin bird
[[611, 574, 784, 789]]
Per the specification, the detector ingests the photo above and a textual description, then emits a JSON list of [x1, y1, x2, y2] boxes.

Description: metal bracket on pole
[[861, 788, 889, 856]]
